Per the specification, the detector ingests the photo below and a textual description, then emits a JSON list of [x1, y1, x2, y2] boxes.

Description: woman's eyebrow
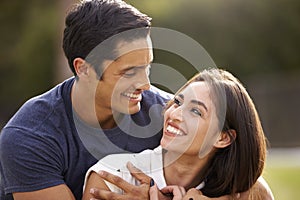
[[191, 99, 208, 112], [178, 94, 184, 99]]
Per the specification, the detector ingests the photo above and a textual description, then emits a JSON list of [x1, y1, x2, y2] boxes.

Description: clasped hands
[[88, 162, 231, 200]]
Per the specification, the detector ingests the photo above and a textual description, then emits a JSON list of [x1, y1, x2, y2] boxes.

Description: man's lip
[[121, 91, 143, 101]]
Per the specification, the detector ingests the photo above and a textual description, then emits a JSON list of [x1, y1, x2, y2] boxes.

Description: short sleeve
[[0, 127, 65, 194]]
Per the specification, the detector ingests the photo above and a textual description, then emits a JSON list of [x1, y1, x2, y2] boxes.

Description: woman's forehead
[[181, 82, 211, 98]]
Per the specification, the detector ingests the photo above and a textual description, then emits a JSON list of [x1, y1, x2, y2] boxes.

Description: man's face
[[94, 37, 153, 117]]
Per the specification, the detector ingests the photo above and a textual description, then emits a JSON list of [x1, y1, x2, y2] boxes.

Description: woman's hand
[[150, 185, 186, 200]]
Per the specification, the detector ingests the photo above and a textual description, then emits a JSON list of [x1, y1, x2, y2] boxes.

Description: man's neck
[[71, 80, 121, 129]]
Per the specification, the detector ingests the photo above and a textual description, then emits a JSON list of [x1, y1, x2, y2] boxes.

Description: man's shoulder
[[144, 85, 173, 101], [3, 78, 74, 132]]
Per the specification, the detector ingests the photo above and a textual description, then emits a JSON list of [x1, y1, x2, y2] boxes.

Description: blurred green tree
[[0, 1, 58, 127]]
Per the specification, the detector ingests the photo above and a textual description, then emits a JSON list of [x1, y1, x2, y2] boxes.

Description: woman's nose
[[169, 106, 183, 121]]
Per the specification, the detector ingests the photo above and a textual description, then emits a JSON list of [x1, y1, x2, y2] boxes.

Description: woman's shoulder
[[90, 146, 163, 174]]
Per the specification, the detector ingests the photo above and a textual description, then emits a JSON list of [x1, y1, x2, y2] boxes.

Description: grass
[[263, 167, 300, 199]]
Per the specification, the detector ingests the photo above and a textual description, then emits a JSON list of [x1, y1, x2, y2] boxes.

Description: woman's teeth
[[122, 92, 140, 99], [166, 125, 184, 136]]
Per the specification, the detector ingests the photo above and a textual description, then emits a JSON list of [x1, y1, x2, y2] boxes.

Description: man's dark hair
[[62, 0, 152, 76]]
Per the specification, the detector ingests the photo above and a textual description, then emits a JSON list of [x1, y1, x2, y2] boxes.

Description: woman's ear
[[214, 129, 236, 148]]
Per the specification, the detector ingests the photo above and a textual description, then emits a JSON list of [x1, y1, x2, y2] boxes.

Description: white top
[[83, 146, 204, 193]]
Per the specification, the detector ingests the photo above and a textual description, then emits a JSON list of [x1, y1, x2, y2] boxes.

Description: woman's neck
[[163, 150, 212, 190]]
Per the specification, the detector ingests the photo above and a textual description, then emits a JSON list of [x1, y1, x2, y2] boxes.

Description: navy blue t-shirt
[[0, 77, 171, 200]]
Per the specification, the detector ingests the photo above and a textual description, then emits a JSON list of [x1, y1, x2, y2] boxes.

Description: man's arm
[[239, 177, 274, 200], [89, 164, 274, 200], [13, 184, 75, 200]]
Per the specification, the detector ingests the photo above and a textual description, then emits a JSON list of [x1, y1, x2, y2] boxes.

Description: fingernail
[[90, 188, 97, 194], [150, 178, 155, 187], [127, 161, 135, 168], [90, 188, 95, 194], [98, 170, 104, 176]]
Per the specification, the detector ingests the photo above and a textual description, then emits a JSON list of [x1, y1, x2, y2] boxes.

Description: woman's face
[[161, 81, 221, 157]]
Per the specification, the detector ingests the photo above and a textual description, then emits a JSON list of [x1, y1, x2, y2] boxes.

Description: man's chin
[[127, 103, 141, 115]]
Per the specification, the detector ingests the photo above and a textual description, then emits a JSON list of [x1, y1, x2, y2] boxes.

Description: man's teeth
[[122, 92, 140, 99], [166, 125, 184, 136]]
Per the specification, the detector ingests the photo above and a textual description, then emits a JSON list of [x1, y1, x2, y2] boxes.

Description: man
[[0, 0, 171, 199]]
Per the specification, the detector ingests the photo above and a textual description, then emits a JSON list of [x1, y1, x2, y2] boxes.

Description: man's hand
[[89, 162, 152, 200]]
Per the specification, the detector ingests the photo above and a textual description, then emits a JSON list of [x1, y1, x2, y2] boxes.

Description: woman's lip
[[164, 120, 186, 136], [167, 121, 180, 130]]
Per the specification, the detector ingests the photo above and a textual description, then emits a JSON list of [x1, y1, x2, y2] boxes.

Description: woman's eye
[[174, 98, 182, 106], [191, 108, 202, 117]]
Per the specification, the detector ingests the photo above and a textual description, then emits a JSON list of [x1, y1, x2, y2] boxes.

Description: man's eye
[[124, 69, 136, 77]]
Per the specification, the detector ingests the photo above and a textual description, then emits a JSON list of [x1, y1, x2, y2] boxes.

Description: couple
[[0, 0, 273, 199], [83, 68, 273, 200]]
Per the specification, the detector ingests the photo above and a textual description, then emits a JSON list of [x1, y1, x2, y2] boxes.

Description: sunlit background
[[1, 0, 300, 199]]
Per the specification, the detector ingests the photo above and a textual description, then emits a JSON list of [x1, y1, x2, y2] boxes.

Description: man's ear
[[73, 58, 89, 77], [214, 129, 236, 148]]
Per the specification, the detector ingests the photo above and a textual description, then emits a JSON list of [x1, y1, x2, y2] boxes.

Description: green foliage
[[0, 1, 58, 126], [127, 0, 300, 77], [264, 166, 300, 199], [127, 0, 300, 147]]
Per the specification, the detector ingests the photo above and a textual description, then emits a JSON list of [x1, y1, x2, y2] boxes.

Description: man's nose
[[134, 70, 151, 90]]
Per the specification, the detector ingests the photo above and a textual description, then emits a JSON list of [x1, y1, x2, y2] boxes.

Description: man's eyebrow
[[120, 66, 141, 72], [122, 64, 150, 71], [191, 100, 208, 112]]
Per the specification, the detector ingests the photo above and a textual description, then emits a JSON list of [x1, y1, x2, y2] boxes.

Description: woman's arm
[[82, 171, 110, 200]]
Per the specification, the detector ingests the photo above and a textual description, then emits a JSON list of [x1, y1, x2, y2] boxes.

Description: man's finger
[[149, 184, 174, 200], [126, 162, 152, 184], [90, 188, 122, 200], [97, 170, 133, 192]]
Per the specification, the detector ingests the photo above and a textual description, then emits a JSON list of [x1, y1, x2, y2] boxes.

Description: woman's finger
[[182, 188, 203, 200], [149, 183, 159, 200], [161, 185, 186, 200]]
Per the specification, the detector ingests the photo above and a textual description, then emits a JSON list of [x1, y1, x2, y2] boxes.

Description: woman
[[82, 68, 269, 199]]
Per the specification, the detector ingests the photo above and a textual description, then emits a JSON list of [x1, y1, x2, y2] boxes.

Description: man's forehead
[[115, 36, 153, 56]]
